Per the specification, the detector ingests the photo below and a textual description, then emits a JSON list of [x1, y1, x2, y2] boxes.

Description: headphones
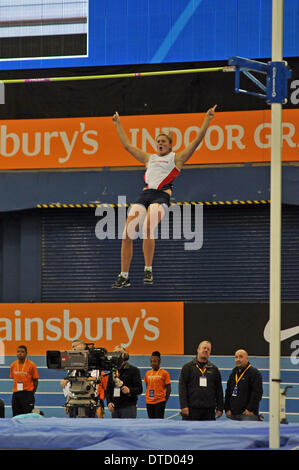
[[114, 345, 129, 362]]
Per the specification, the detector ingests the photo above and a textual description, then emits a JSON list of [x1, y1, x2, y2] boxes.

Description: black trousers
[[0, 398, 4, 418], [111, 405, 137, 419], [146, 401, 166, 419], [12, 391, 35, 417], [182, 407, 216, 421]]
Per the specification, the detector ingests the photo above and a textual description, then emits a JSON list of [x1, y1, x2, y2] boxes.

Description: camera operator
[[60, 339, 85, 396], [106, 345, 142, 419], [60, 339, 107, 418]]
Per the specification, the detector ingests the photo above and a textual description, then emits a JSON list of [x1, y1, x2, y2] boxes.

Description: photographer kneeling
[[106, 345, 142, 419]]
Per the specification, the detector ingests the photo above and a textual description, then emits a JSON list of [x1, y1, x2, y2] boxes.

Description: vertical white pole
[[269, 0, 283, 449]]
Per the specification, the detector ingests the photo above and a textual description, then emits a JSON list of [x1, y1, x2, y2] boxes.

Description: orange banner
[[0, 109, 299, 169], [0, 302, 184, 355]]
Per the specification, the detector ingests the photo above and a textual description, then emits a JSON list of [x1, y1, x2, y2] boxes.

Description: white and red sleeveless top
[[144, 152, 180, 191]]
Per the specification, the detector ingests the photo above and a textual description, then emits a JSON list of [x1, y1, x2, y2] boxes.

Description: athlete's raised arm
[[112, 112, 151, 165], [175, 105, 217, 169]]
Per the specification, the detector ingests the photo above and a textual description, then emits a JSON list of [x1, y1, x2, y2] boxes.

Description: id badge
[[232, 385, 238, 397], [199, 376, 207, 387], [113, 387, 121, 397], [17, 382, 24, 391], [149, 389, 155, 399]]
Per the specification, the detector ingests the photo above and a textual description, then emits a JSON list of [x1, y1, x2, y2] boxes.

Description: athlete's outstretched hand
[[206, 105, 217, 119], [112, 111, 120, 124]]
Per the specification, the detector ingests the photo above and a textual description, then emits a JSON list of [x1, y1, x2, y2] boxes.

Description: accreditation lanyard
[[150, 368, 161, 380], [17, 359, 27, 376], [196, 364, 207, 387], [235, 364, 251, 385], [232, 364, 251, 396], [16, 359, 27, 390], [148, 369, 161, 399], [113, 369, 121, 397]]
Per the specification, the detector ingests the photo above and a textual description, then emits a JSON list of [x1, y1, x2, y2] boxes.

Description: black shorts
[[134, 189, 170, 210]]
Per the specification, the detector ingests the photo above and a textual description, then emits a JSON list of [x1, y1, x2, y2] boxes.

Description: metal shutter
[[41, 205, 299, 302]]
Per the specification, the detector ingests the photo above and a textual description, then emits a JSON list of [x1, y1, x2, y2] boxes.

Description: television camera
[[46, 344, 124, 418]]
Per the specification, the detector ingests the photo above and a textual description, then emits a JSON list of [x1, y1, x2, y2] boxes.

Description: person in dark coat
[[179, 340, 223, 421], [224, 349, 263, 421], [106, 345, 143, 418]]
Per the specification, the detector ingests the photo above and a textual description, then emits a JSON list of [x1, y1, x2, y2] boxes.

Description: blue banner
[[0, 0, 298, 71]]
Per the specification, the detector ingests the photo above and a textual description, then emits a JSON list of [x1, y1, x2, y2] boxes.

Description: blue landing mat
[[0, 418, 299, 450]]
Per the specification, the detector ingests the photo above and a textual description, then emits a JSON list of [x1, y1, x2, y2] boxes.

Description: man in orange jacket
[[10, 345, 39, 417]]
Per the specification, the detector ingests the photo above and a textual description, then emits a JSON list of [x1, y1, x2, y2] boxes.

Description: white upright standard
[[269, 0, 283, 449]]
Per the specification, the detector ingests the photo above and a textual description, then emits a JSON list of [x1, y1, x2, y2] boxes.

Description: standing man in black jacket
[[106, 345, 143, 418], [224, 349, 263, 421], [179, 340, 223, 421]]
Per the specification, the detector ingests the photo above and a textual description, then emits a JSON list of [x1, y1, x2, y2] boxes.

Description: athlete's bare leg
[[142, 203, 165, 267], [121, 204, 146, 272]]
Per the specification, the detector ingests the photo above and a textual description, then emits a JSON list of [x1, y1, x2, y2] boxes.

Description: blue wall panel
[[1, 211, 41, 302], [1, 166, 299, 213], [0, 0, 298, 71]]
